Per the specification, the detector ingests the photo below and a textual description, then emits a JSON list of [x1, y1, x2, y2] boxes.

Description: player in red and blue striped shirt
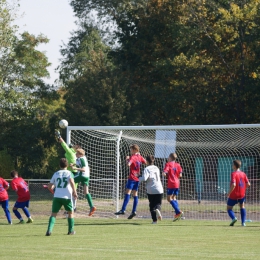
[[0, 177, 12, 224], [163, 153, 183, 222], [226, 160, 250, 226], [115, 144, 146, 219], [10, 170, 33, 224]]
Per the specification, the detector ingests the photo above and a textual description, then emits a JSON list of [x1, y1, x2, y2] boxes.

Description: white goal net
[[66, 125, 260, 221]]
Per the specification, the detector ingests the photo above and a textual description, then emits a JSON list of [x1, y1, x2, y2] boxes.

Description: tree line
[[0, 0, 259, 178]]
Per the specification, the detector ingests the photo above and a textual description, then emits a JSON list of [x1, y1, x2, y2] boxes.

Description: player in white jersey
[[139, 155, 164, 224], [46, 158, 78, 236], [71, 148, 96, 216]]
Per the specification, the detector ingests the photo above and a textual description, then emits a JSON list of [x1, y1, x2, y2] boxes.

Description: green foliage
[[68, 0, 260, 125], [0, 0, 63, 178], [59, 25, 130, 126], [0, 148, 14, 178]]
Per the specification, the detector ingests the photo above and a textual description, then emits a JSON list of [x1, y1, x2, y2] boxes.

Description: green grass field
[[0, 218, 260, 260]]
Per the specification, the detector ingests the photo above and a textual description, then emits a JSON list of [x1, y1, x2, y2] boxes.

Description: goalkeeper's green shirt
[[61, 141, 77, 173]]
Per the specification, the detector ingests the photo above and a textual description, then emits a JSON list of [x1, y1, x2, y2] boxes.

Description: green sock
[[68, 218, 74, 233], [47, 216, 56, 232], [86, 193, 93, 208]]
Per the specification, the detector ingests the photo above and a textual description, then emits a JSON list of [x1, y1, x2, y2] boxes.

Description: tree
[[0, 0, 63, 178], [59, 24, 130, 126], [69, 0, 260, 125]]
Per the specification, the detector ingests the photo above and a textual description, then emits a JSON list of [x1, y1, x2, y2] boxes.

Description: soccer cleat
[[152, 221, 157, 224], [89, 206, 96, 216], [155, 209, 162, 221], [173, 211, 183, 222], [68, 231, 76, 235], [114, 210, 125, 215], [127, 212, 137, 220], [45, 231, 51, 236], [242, 223, 246, 227], [229, 217, 237, 226], [18, 220, 25, 224], [74, 208, 77, 212], [27, 217, 33, 223]]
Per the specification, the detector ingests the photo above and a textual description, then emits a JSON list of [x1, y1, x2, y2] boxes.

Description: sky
[[16, 0, 77, 85]]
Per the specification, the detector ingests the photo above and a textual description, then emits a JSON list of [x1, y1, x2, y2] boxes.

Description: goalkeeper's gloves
[[55, 129, 61, 139]]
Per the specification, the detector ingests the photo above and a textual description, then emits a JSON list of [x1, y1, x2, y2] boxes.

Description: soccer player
[[226, 160, 250, 227], [162, 153, 183, 221], [55, 130, 80, 211], [114, 144, 146, 219], [0, 176, 12, 224], [10, 170, 33, 224], [139, 155, 163, 224], [46, 158, 78, 236], [71, 148, 96, 216]]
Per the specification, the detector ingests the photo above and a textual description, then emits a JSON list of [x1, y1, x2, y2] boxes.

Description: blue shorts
[[167, 188, 179, 196], [14, 200, 30, 209], [0, 200, 9, 210], [227, 197, 245, 207], [126, 180, 139, 191]]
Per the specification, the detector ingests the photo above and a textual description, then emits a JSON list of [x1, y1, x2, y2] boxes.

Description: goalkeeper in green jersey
[[71, 148, 96, 216], [55, 130, 80, 211]]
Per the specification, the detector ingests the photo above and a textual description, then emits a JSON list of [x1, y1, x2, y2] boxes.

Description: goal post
[[66, 124, 260, 221]]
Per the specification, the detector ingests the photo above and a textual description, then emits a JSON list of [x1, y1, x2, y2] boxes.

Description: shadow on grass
[[75, 222, 142, 226]]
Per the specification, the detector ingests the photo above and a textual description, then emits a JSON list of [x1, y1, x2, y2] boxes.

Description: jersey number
[[20, 181, 28, 192], [239, 178, 244, 188], [57, 177, 68, 188]]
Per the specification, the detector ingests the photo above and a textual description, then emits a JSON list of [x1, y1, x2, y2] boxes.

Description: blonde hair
[[76, 148, 85, 156]]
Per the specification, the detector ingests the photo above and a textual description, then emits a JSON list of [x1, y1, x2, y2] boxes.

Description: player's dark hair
[[146, 155, 155, 165], [233, 160, 241, 169], [130, 144, 139, 152], [60, 158, 68, 168], [10, 170, 18, 178], [169, 153, 177, 161]]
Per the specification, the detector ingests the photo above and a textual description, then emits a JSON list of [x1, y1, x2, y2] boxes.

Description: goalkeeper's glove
[[55, 129, 61, 139]]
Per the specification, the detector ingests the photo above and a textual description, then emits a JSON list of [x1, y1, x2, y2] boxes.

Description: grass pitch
[[0, 217, 260, 260]]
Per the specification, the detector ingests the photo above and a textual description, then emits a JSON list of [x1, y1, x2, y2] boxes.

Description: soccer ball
[[59, 119, 68, 129]]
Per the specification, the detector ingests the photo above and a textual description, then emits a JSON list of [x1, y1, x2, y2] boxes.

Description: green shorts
[[74, 175, 89, 186], [52, 197, 73, 213]]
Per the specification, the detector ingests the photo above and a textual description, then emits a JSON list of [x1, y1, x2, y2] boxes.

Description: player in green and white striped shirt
[[71, 148, 96, 216]]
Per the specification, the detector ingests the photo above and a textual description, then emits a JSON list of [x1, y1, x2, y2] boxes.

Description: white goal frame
[[66, 124, 260, 221]]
